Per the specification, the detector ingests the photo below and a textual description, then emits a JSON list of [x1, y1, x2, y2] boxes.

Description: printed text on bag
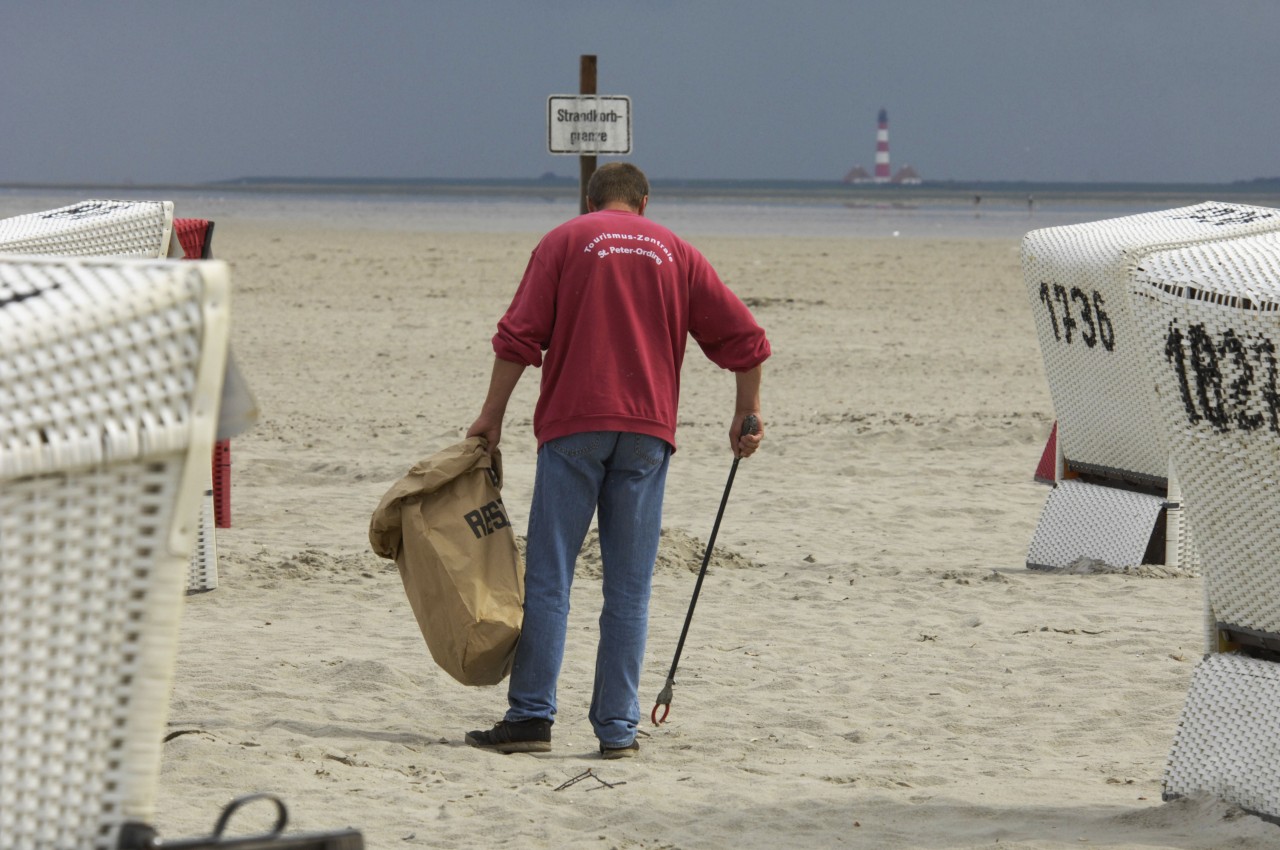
[[465, 499, 511, 538]]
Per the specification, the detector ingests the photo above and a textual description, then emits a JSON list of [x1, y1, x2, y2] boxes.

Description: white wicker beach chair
[[1126, 228, 1280, 819], [0, 200, 223, 593], [1022, 202, 1280, 571], [0, 199, 176, 259], [0, 254, 229, 848]]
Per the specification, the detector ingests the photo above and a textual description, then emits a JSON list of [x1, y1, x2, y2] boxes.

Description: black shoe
[[465, 719, 552, 754], [599, 739, 639, 760]]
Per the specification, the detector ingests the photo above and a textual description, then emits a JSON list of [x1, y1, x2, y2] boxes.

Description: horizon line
[[5, 174, 1280, 192]]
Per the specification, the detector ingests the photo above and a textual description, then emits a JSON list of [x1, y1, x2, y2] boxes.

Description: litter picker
[[651, 414, 758, 725]]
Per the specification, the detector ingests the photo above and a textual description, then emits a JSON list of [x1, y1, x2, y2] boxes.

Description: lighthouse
[[844, 108, 921, 183], [874, 108, 891, 183]]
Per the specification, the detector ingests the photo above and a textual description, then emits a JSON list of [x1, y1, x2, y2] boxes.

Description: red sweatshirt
[[492, 209, 771, 449]]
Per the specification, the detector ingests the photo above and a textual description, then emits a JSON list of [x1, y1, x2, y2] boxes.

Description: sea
[[4, 178, 1280, 240]]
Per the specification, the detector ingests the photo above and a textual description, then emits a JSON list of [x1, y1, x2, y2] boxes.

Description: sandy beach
[[143, 213, 1278, 849]]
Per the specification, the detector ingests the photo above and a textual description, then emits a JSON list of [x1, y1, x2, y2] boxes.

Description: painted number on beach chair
[[1037, 282, 1116, 352], [38, 200, 133, 221], [1164, 322, 1280, 433], [1166, 205, 1278, 228]]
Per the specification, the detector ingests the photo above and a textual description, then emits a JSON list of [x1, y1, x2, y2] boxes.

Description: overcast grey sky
[[3, 1, 1277, 186]]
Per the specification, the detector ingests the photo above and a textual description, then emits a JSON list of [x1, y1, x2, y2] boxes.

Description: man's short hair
[[587, 163, 649, 211]]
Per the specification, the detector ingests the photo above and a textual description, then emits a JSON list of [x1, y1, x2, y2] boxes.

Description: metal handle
[[212, 793, 289, 839]]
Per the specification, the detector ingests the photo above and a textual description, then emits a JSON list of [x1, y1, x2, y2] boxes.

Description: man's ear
[[638, 196, 648, 216], [586, 198, 598, 213]]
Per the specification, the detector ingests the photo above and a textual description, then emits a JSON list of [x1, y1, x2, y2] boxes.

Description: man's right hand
[[731, 411, 763, 458]]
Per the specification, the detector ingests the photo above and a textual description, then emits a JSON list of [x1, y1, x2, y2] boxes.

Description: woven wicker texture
[[1163, 652, 1280, 818], [0, 200, 174, 259], [1131, 229, 1280, 820], [189, 482, 220, 592], [173, 218, 212, 261], [1160, 468, 1205, 639], [213, 439, 231, 529], [0, 201, 220, 592], [1026, 478, 1165, 570], [1022, 202, 1280, 482], [1129, 228, 1280, 638], [0, 254, 229, 849]]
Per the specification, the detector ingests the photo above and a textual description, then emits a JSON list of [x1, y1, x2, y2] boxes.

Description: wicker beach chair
[[0, 199, 177, 258], [1022, 202, 1280, 572], [0, 201, 226, 593], [1125, 229, 1280, 819], [0, 253, 229, 847]]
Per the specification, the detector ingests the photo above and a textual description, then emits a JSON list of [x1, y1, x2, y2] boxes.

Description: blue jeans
[[505, 431, 671, 747]]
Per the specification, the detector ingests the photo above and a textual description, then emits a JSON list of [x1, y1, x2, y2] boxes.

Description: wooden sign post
[[579, 55, 596, 215], [546, 55, 632, 215]]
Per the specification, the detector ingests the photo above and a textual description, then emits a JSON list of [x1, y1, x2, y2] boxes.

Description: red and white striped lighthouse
[[874, 108, 891, 183]]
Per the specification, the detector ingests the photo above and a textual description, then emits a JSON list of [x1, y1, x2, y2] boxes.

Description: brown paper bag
[[369, 437, 524, 686]]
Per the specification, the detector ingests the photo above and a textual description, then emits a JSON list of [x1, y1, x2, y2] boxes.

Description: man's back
[[493, 209, 768, 448]]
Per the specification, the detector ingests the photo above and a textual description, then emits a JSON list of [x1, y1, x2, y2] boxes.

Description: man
[[464, 162, 770, 759]]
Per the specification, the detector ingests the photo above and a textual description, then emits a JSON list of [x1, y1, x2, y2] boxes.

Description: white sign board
[[547, 95, 632, 155]]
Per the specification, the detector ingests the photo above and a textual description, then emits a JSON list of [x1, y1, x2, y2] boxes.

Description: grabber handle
[[734, 413, 759, 458]]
